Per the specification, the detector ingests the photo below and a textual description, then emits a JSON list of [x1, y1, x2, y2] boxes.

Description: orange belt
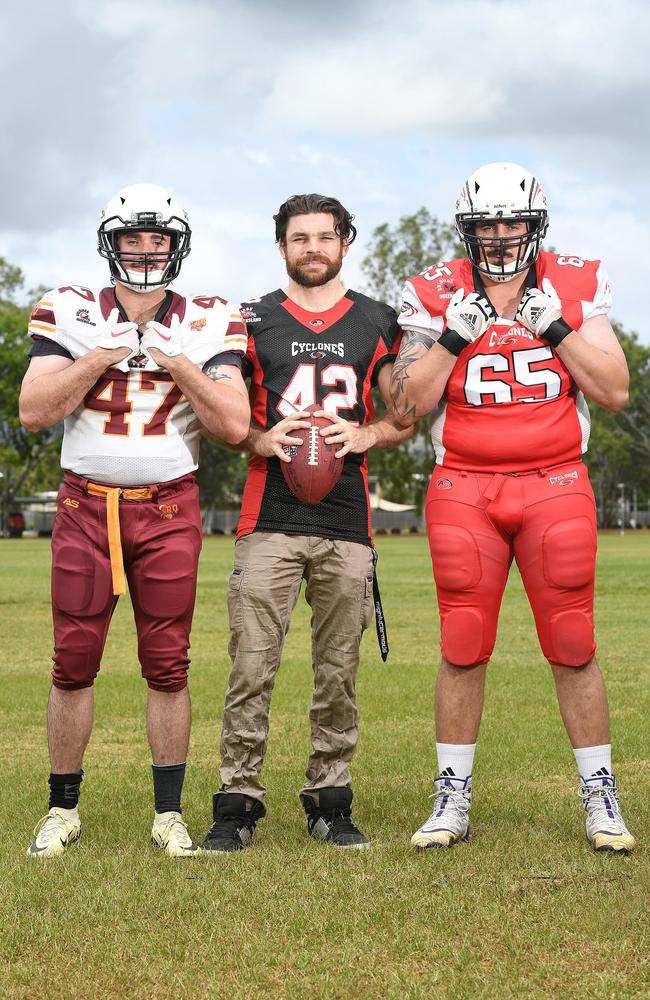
[[85, 482, 153, 596]]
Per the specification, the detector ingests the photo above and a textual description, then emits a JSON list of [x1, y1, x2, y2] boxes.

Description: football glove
[[140, 315, 184, 363], [439, 288, 496, 356], [97, 308, 140, 370], [515, 278, 573, 347]]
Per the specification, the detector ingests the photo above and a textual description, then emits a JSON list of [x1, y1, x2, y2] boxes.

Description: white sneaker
[[28, 807, 81, 858], [581, 775, 635, 853], [411, 775, 471, 849], [151, 811, 200, 858]]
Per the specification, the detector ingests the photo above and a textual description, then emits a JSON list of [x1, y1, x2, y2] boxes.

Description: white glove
[[140, 315, 185, 364], [516, 278, 564, 336], [97, 308, 140, 370], [439, 288, 495, 355]]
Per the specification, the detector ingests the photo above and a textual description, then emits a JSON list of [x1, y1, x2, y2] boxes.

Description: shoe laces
[[326, 810, 362, 837], [157, 813, 192, 845], [33, 809, 70, 841], [429, 786, 471, 818], [581, 783, 625, 827]]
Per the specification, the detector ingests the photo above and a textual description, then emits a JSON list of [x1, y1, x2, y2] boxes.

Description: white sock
[[573, 743, 612, 782], [436, 742, 476, 782]]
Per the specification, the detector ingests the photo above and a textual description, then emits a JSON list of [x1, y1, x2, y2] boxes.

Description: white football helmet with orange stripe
[[455, 163, 549, 282]]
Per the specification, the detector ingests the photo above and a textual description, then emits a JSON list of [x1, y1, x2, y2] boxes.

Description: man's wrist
[[438, 329, 468, 357], [542, 318, 573, 348]]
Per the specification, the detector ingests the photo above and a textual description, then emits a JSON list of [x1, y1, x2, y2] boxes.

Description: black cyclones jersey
[[237, 288, 401, 544]]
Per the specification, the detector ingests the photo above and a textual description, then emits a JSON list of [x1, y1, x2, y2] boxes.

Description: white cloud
[[1, 0, 648, 339]]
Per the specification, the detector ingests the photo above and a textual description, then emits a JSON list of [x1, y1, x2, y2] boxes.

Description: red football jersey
[[399, 251, 612, 473]]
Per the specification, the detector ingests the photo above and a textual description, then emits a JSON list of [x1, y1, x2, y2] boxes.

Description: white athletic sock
[[573, 743, 612, 782], [436, 742, 476, 783]]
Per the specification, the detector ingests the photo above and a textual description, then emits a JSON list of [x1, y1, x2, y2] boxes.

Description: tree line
[[1, 210, 648, 530]]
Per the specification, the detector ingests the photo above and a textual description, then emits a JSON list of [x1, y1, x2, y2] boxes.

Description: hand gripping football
[[281, 404, 344, 505]]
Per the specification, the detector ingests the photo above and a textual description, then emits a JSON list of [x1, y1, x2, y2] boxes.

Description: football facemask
[[455, 162, 548, 283], [98, 183, 191, 293]]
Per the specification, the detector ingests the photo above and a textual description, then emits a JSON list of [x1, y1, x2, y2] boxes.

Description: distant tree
[[195, 442, 248, 507], [586, 326, 650, 526], [360, 207, 463, 311], [0, 265, 63, 531]]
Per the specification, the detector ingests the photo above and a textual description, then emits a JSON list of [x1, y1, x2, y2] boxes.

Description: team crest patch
[[62, 497, 79, 508], [435, 478, 453, 490], [189, 317, 207, 332], [159, 503, 179, 520], [76, 308, 96, 326]]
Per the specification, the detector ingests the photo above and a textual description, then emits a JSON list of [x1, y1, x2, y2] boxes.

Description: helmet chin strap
[[116, 269, 168, 293]]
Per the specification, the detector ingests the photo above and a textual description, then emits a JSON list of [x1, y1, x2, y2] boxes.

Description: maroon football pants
[[50, 472, 202, 692]]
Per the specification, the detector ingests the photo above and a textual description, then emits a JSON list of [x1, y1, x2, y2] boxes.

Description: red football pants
[[50, 472, 202, 691], [425, 461, 598, 667]]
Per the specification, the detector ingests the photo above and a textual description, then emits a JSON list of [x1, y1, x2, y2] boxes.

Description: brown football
[[281, 404, 344, 505]]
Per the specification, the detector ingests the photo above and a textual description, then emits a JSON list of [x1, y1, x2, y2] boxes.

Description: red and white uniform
[[399, 251, 611, 472], [29, 285, 247, 485]]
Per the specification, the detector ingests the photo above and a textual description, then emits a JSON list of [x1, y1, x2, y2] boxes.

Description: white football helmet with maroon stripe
[[98, 183, 191, 293], [455, 162, 548, 282]]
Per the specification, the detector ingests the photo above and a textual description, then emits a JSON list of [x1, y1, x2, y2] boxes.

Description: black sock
[[152, 762, 186, 814], [48, 770, 83, 810]]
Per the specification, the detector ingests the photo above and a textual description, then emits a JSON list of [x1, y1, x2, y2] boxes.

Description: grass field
[[1, 534, 648, 999]]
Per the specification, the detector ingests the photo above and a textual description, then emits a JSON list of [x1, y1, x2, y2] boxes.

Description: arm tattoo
[[205, 365, 233, 383], [390, 329, 434, 417]]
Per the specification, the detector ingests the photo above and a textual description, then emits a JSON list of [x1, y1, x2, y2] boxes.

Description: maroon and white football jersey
[[28, 285, 246, 485]]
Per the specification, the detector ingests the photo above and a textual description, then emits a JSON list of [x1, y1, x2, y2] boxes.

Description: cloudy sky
[[2, 0, 649, 341]]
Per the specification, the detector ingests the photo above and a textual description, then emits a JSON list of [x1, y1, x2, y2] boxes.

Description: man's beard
[[286, 252, 343, 287]]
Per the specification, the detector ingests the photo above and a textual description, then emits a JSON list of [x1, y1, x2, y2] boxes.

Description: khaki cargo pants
[[220, 531, 375, 804]]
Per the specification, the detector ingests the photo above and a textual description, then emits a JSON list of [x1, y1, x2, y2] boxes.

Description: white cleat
[[411, 776, 471, 849], [581, 775, 635, 854], [28, 807, 81, 858], [151, 811, 200, 858]]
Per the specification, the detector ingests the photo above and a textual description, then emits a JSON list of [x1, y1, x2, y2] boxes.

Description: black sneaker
[[301, 787, 370, 849], [202, 793, 265, 853]]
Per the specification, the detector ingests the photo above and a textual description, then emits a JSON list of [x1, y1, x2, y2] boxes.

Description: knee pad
[[428, 524, 491, 665], [545, 611, 595, 667], [440, 608, 490, 666]]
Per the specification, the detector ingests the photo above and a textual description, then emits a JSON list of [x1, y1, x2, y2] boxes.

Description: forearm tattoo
[[390, 330, 434, 418]]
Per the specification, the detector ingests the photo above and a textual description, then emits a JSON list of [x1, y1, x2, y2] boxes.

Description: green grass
[[1, 534, 648, 999]]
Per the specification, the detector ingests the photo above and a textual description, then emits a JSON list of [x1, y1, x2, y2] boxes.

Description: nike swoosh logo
[[153, 331, 172, 341]]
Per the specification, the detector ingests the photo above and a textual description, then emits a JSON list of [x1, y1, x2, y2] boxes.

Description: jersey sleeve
[[202, 350, 245, 373], [398, 280, 445, 341], [28, 290, 70, 353], [221, 307, 248, 354], [28, 336, 74, 360], [580, 262, 612, 324]]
